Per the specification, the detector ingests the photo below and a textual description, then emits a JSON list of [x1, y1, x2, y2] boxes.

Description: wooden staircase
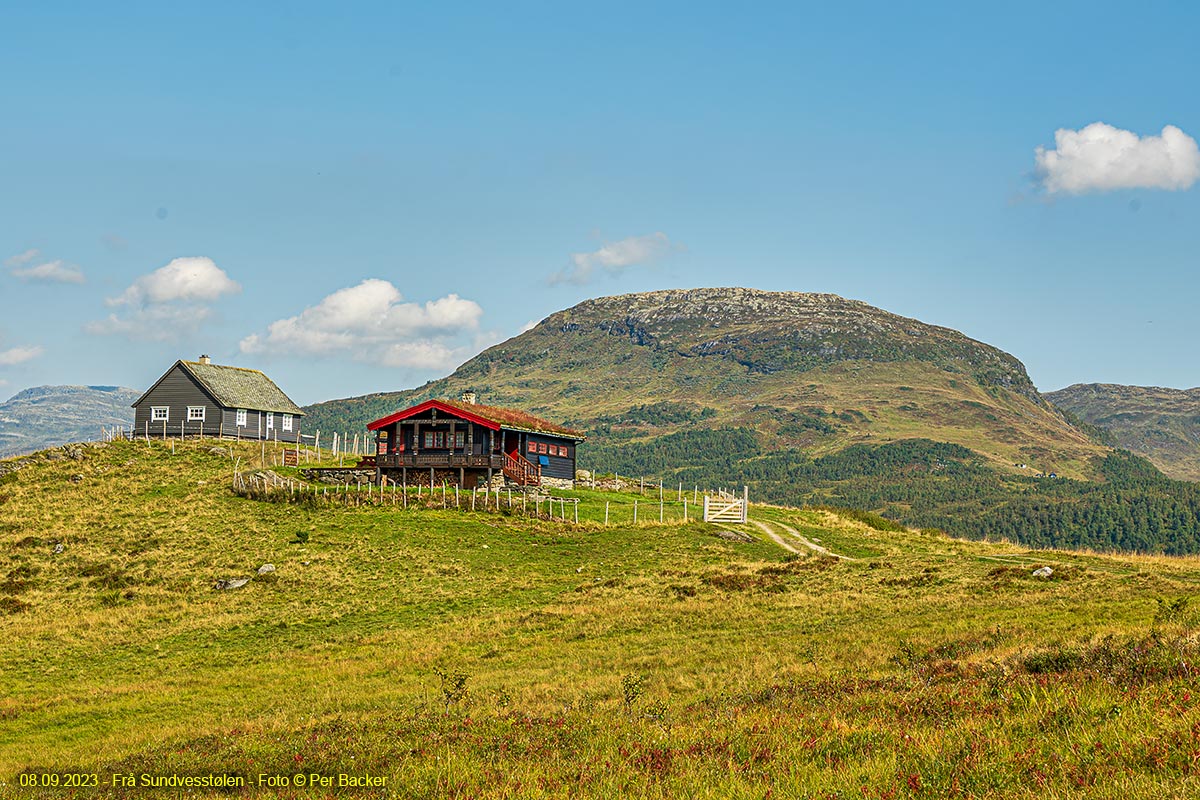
[[503, 452, 541, 486]]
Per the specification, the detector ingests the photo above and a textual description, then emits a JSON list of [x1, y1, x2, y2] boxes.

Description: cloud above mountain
[[0, 345, 44, 366], [1035, 123, 1200, 195], [239, 278, 484, 369], [549, 232, 677, 285]]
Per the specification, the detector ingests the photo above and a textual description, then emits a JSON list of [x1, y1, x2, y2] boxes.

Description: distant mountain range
[[0, 385, 139, 458], [1047, 383, 1200, 482]]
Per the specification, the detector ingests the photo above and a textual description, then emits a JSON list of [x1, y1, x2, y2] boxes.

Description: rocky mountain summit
[[0, 385, 138, 458], [536, 288, 1040, 400]]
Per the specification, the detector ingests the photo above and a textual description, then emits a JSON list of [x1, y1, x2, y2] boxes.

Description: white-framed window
[[187, 406, 205, 422], [282, 414, 293, 432], [151, 406, 169, 422], [266, 412, 274, 429], [236, 409, 247, 427]]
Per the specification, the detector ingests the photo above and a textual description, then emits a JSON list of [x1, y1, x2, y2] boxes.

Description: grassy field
[[2, 439, 1200, 798]]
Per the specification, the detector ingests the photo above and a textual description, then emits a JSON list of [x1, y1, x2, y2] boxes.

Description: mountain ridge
[[0, 384, 139, 458], [1047, 382, 1200, 482]]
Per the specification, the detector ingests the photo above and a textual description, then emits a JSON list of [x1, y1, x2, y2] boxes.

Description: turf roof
[[178, 360, 304, 415]]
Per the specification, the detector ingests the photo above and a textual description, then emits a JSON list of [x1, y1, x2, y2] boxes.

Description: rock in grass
[[1032, 566, 1053, 579], [257, 564, 276, 575], [214, 577, 251, 590], [53, 543, 64, 555]]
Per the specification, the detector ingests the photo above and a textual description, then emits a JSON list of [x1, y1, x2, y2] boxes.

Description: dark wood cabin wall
[[132, 366, 222, 437], [217, 409, 300, 443], [523, 433, 577, 480]]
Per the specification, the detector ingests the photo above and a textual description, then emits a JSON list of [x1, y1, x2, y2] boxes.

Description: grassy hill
[[4, 439, 1200, 798], [1048, 383, 1200, 482]]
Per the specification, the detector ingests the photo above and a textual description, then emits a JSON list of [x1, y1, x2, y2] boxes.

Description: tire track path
[[750, 519, 855, 560]]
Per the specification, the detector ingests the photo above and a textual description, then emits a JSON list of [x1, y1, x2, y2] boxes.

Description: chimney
[[198, 354, 211, 365], [460, 390, 477, 405]]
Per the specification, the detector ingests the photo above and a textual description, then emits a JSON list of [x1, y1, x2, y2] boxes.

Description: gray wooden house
[[131, 355, 305, 442]]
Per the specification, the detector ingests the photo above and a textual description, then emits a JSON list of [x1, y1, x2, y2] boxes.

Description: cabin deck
[[375, 453, 505, 470]]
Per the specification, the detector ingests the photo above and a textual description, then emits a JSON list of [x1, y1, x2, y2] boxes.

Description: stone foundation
[[302, 468, 375, 485], [540, 476, 575, 491]]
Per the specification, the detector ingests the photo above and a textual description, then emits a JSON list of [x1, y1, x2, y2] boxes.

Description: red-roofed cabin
[[366, 393, 585, 489]]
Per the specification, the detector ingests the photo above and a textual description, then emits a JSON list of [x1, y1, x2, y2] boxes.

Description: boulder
[[1032, 566, 1053, 579], [257, 564, 276, 575], [214, 577, 251, 590], [711, 528, 754, 543], [52, 543, 64, 555]]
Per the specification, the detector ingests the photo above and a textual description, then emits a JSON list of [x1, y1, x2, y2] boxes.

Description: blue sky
[[2, 2, 1197, 405]]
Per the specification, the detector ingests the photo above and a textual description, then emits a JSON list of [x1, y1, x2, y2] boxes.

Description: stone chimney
[[460, 390, 477, 405], [198, 354, 211, 365]]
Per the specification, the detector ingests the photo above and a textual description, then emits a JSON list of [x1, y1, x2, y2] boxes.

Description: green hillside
[[306, 288, 1106, 475], [4, 440, 1200, 798], [1048, 383, 1200, 482]]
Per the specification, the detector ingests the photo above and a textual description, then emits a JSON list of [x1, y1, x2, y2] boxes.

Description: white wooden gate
[[703, 486, 748, 523]]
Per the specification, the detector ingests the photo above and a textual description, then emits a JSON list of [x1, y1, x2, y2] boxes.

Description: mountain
[[1047, 383, 1200, 482], [0, 385, 139, 457], [306, 287, 1106, 477]]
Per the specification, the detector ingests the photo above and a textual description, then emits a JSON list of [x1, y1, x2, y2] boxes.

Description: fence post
[[605, 501, 609, 526], [634, 500, 638, 524]]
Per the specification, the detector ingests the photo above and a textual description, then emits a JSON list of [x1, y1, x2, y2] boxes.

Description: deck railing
[[375, 453, 504, 469], [502, 452, 541, 486]]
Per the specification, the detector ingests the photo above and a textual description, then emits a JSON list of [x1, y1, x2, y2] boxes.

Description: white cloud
[[0, 345, 44, 366], [12, 259, 85, 284], [85, 305, 214, 340], [5, 249, 40, 268], [519, 319, 540, 334], [89, 257, 238, 340], [1035, 123, 1200, 195], [108, 256, 240, 306], [549, 232, 675, 285], [240, 279, 484, 369]]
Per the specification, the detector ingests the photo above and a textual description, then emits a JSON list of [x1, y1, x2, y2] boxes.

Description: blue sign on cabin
[[538, 455, 550, 466]]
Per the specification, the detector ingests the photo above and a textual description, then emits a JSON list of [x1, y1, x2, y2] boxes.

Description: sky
[[1, 1, 1198, 405]]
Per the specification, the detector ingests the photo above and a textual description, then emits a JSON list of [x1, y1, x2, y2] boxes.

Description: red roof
[[367, 399, 585, 440]]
